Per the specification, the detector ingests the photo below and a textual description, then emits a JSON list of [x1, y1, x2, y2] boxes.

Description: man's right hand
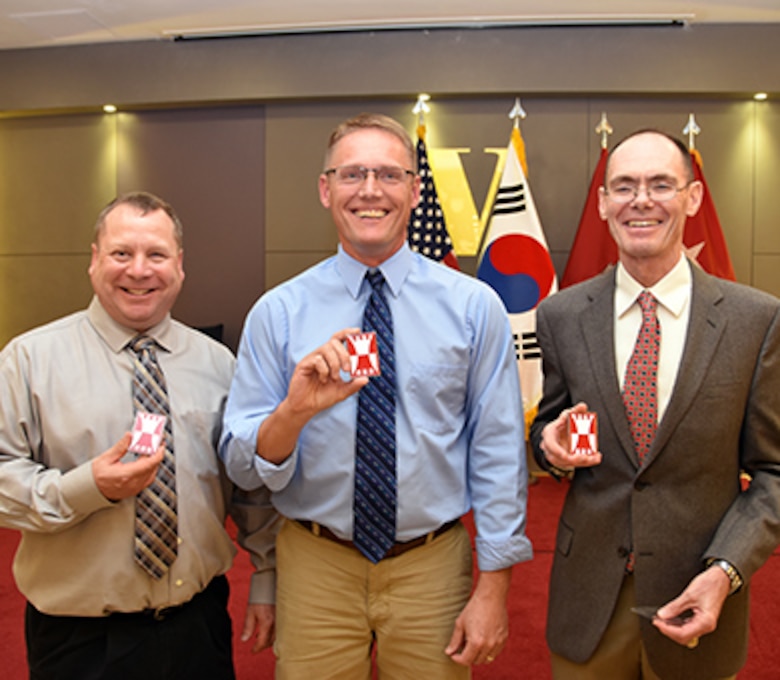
[[285, 327, 368, 418], [92, 432, 163, 501], [256, 328, 368, 465]]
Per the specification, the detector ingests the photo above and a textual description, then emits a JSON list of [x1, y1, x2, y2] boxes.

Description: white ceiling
[[1, 0, 780, 51]]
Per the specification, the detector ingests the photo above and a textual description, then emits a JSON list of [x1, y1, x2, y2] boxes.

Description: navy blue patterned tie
[[128, 335, 178, 578], [354, 270, 397, 563]]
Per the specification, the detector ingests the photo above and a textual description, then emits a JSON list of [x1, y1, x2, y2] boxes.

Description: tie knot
[[129, 335, 156, 355], [366, 270, 386, 291], [637, 291, 657, 315]]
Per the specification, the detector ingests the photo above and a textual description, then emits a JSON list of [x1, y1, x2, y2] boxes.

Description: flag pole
[[683, 113, 701, 151]]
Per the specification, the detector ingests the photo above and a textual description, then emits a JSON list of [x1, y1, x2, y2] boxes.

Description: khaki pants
[[275, 518, 473, 680]]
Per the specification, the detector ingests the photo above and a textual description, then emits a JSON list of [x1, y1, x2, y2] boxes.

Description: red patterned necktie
[[622, 291, 660, 465]]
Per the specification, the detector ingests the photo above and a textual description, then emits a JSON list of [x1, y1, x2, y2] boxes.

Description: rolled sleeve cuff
[[474, 535, 534, 572], [253, 448, 297, 491], [248, 568, 277, 605], [61, 460, 115, 515], [221, 424, 298, 491]]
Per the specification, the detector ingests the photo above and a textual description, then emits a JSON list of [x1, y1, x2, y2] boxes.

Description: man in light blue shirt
[[221, 112, 532, 679]]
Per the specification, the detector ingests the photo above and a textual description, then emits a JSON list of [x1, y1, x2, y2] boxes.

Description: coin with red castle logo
[[128, 411, 166, 455], [568, 411, 598, 456], [346, 331, 381, 377]]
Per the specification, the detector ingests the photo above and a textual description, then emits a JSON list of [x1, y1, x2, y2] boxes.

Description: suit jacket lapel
[[580, 270, 638, 464], [645, 265, 726, 465]]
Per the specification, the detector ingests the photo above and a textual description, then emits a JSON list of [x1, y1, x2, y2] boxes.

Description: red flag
[[561, 148, 614, 288], [685, 149, 735, 281]]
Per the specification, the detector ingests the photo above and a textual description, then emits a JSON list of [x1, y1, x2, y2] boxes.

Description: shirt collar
[[616, 254, 691, 319], [87, 296, 174, 353], [336, 242, 412, 299]]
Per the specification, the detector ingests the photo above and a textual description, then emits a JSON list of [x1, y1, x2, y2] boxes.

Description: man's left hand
[[241, 603, 275, 653], [653, 566, 730, 648], [445, 568, 511, 666]]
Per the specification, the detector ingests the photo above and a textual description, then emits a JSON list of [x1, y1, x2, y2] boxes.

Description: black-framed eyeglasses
[[324, 165, 416, 186], [604, 179, 695, 204]]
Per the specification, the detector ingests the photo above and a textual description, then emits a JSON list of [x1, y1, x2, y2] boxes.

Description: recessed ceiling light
[[103, 104, 117, 113], [754, 92, 768, 101]]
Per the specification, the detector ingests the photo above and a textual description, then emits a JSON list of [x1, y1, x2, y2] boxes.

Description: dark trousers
[[25, 575, 235, 680]]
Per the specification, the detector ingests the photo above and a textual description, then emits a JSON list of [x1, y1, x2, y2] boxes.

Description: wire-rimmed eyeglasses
[[324, 165, 416, 186], [604, 180, 695, 204]]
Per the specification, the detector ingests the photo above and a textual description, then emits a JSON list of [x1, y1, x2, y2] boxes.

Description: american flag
[[407, 126, 460, 270]]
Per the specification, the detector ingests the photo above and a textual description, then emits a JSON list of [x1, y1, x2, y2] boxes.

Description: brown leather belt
[[293, 518, 459, 559]]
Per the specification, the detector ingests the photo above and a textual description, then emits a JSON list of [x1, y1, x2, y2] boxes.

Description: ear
[[318, 174, 332, 209], [685, 180, 704, 218], [177, 249, 185, 283], [597, 186, 608, 220], [88, 242, 98, 276], [411, 174, 422, 209]]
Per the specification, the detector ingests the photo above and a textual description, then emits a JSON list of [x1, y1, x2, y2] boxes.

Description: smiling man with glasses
[[530, 129, 780, 680], [221, 113, 532, 679]]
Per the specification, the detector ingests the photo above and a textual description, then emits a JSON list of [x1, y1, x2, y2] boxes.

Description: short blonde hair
[[324, 113, 415, 169]]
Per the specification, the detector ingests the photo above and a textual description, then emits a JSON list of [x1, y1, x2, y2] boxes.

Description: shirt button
[[175, 579, 184, 587]]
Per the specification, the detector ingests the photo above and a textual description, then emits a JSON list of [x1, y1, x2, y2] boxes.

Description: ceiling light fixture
[[163, 14, 694, 41]]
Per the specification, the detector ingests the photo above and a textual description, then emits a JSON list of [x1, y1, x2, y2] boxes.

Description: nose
[[358, 170, 382, 196], [127, 253, 151, 276], [631, 185, 655, 205]]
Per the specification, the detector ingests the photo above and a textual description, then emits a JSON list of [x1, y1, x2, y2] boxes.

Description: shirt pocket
[[406, 362, 469, 435]]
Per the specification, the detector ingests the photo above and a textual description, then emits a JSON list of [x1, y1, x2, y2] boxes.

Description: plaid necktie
[[128, 335, 178, 578], [622, 291, 660, 465], [353, 270, 397, 563]]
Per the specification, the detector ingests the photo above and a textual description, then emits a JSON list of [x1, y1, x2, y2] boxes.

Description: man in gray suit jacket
[[530, 129, 780, 680]]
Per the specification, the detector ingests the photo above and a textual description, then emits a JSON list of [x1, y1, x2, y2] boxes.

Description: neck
[[620, 252, 681, 288]]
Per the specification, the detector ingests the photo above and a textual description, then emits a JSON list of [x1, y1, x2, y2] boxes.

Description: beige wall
[[1, 24, 779, 351]]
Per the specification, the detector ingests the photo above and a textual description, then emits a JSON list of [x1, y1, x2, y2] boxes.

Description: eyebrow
[[608, 172, 678, 185]]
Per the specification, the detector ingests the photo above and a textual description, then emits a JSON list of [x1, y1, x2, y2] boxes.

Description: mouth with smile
[[122, 287, 156, 296], [354, 209, 389, 219], [626, 219, 662, 228]]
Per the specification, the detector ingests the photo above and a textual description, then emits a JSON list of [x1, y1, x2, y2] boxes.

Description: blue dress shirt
[[221, 243, 533, 571]]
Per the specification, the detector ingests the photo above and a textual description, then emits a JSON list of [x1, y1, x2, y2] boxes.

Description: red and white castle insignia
[[129, 411, 166, 455], [346, 332, 381, 377], [569, 411, 598, 456]]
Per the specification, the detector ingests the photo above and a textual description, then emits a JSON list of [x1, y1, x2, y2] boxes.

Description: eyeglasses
[[324, 165, 416, 186], [604, 180, 694, 204]]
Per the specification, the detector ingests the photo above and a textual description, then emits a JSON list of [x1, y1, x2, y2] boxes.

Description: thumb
[[241, 616, 254, 643], [105, 432, 132, 461], [445, 619, 465, 656]]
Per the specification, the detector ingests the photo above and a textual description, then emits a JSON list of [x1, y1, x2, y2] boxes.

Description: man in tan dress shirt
[[0, 192, 280, 679]]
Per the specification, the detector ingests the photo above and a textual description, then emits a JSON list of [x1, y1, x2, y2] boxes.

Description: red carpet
[[2, 476, 778, 678]]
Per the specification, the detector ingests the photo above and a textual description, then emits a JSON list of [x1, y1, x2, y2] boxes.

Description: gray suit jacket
[[529, 262, 780, 680]]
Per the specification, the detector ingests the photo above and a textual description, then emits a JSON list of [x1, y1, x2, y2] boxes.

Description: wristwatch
[[707, 558, 743, 595]]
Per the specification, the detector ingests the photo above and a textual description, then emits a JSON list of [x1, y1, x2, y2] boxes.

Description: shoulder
[[693, 267, 780, 317], [251, 256, 338, 312], [169, 320, 235, 371], [1, 310, 89, 360], [539, 268, 615, 314], [412, 254, 506, 303]]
